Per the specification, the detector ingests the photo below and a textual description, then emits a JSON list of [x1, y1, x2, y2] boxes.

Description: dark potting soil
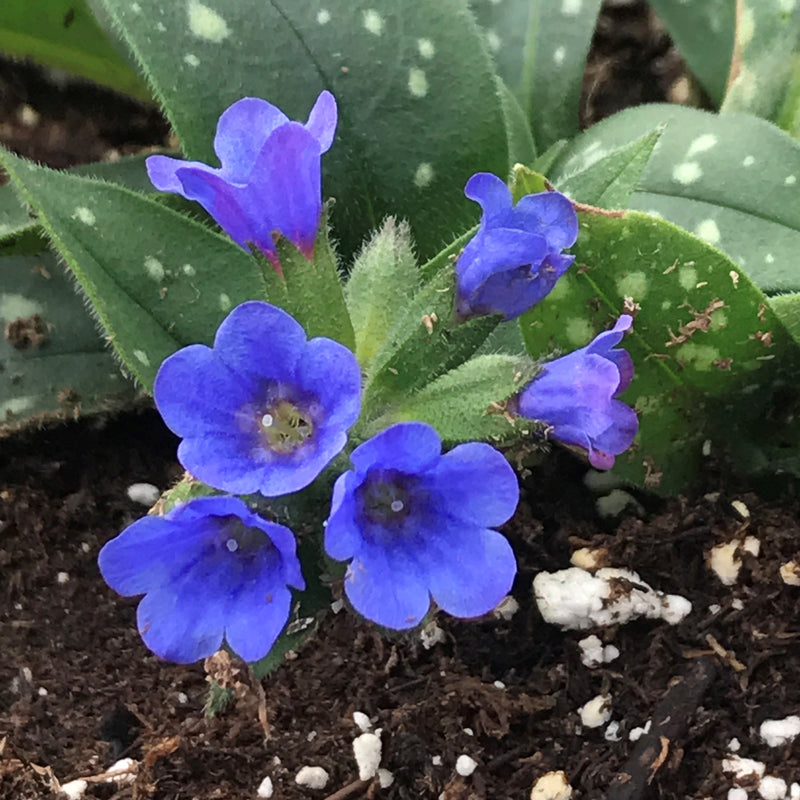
[[3, 3, 800, 799]]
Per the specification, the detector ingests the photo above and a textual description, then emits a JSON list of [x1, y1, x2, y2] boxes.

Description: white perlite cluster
[[760, 715, 800, 748], [577, 634, 619, 668], [533, 567, 691, 629]]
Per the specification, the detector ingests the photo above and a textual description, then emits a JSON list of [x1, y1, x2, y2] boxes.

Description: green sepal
[[345, 217, 420, 367], [273, 216, 355, 350], [366, 354, 538, 443]]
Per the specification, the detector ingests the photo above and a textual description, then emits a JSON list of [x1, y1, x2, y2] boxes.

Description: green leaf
[[0, 250, 139, 435], [496, 77, 537, 166], [345, 217, 420, 367], [360, 258, 499, 418], [556, 128, 663, 209], [368, 354, 536, 443], [274, 220, 355, 350], [1, 154, 164, 253], [769, 292, 800, 347], [0, 0, 149, 99], [94, 0, 509, 259], [721, 0, 800, 123], [0, 148, 268, 389], [648, 0, 735, 107], [517, 168, 800, 494], [548, 104, 800, 293], [471, 0, 603, 149], [531, 139, 570, 177]]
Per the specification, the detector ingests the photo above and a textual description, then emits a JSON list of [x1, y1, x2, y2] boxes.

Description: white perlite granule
[[530, 770, 573, 800], [534, 567, 691, 629], [295, 766, 329, 789], [760, 715, 800, 748], [455, 755, 477, 776], [256, 775, 274, 798], [353, 732, 382, 780], [578, 695, 612, 728], [126, 482, 161, 506]]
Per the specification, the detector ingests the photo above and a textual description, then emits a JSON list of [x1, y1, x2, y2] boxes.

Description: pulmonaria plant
[[91, 89, 640, 671], [98, 496, 304, 663], [455, 172, 578, 321], [324, 422, 518, 629], [154, 301, 361, 496], [514, 315, 639, 469], [146, 91, 337, 270]]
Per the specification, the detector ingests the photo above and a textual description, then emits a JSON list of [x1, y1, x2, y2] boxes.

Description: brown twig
[[606, 658, 716, 800], [322, 778, 371, 800]]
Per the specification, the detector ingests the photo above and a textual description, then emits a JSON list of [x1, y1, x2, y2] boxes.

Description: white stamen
[[226, 538, 239, 552], [261, 413, 274, 427], [390, 500, 404, 512]]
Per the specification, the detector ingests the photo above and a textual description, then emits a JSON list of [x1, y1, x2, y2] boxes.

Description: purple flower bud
[[455, 173, 578, 320], [98, 496, 305, 663], [154, 301, 361, 496], [325, 422, 518, 629], [515, 315, 639, 469], [146, 91, 337, 271]]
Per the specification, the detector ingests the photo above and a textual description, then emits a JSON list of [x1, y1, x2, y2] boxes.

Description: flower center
[[359, 474, 412, 527], [215, 515, 269, 557], [258, 399, 313, 454]]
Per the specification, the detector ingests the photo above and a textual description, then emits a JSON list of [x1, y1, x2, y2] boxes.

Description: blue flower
[[455, 173, 578, 321], [146, 91, 337, 269], [98, 496, 304, 663], [324, 422, 518, 629], [515, 315, 639, 469], [154, 301, 361, 496]]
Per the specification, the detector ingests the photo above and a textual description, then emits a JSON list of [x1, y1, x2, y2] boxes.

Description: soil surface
[[3, 3, 799, 800]]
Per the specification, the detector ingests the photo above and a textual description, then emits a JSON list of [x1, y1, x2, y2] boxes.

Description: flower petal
[[154, 345, 256, 439], [344, 540, 432, 629], [592, 400, 640, 456], [428, 442, 519, 528], [425, 521, 516, 619], [587, 314, 633, 356], [213, 301, 307, 385], [177, 435, 265, 495], [350, 422, 442, 476], [248, 123, 323, 257], [294, 336, 361, 431], [517, 352, 622, 434], [464, 172, 512, 226], [225, 583, 295, 662], [304, 90, 338, 153], [98, 515, 203, 596], [136, 565, 227, 663], [146, 155, 217, 193], [173, 166, 268, 252], [213, 97, 289, 181], [325, 471, 365, 561], [457, 228, 549, 291], [512, 191, 579, 249]]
